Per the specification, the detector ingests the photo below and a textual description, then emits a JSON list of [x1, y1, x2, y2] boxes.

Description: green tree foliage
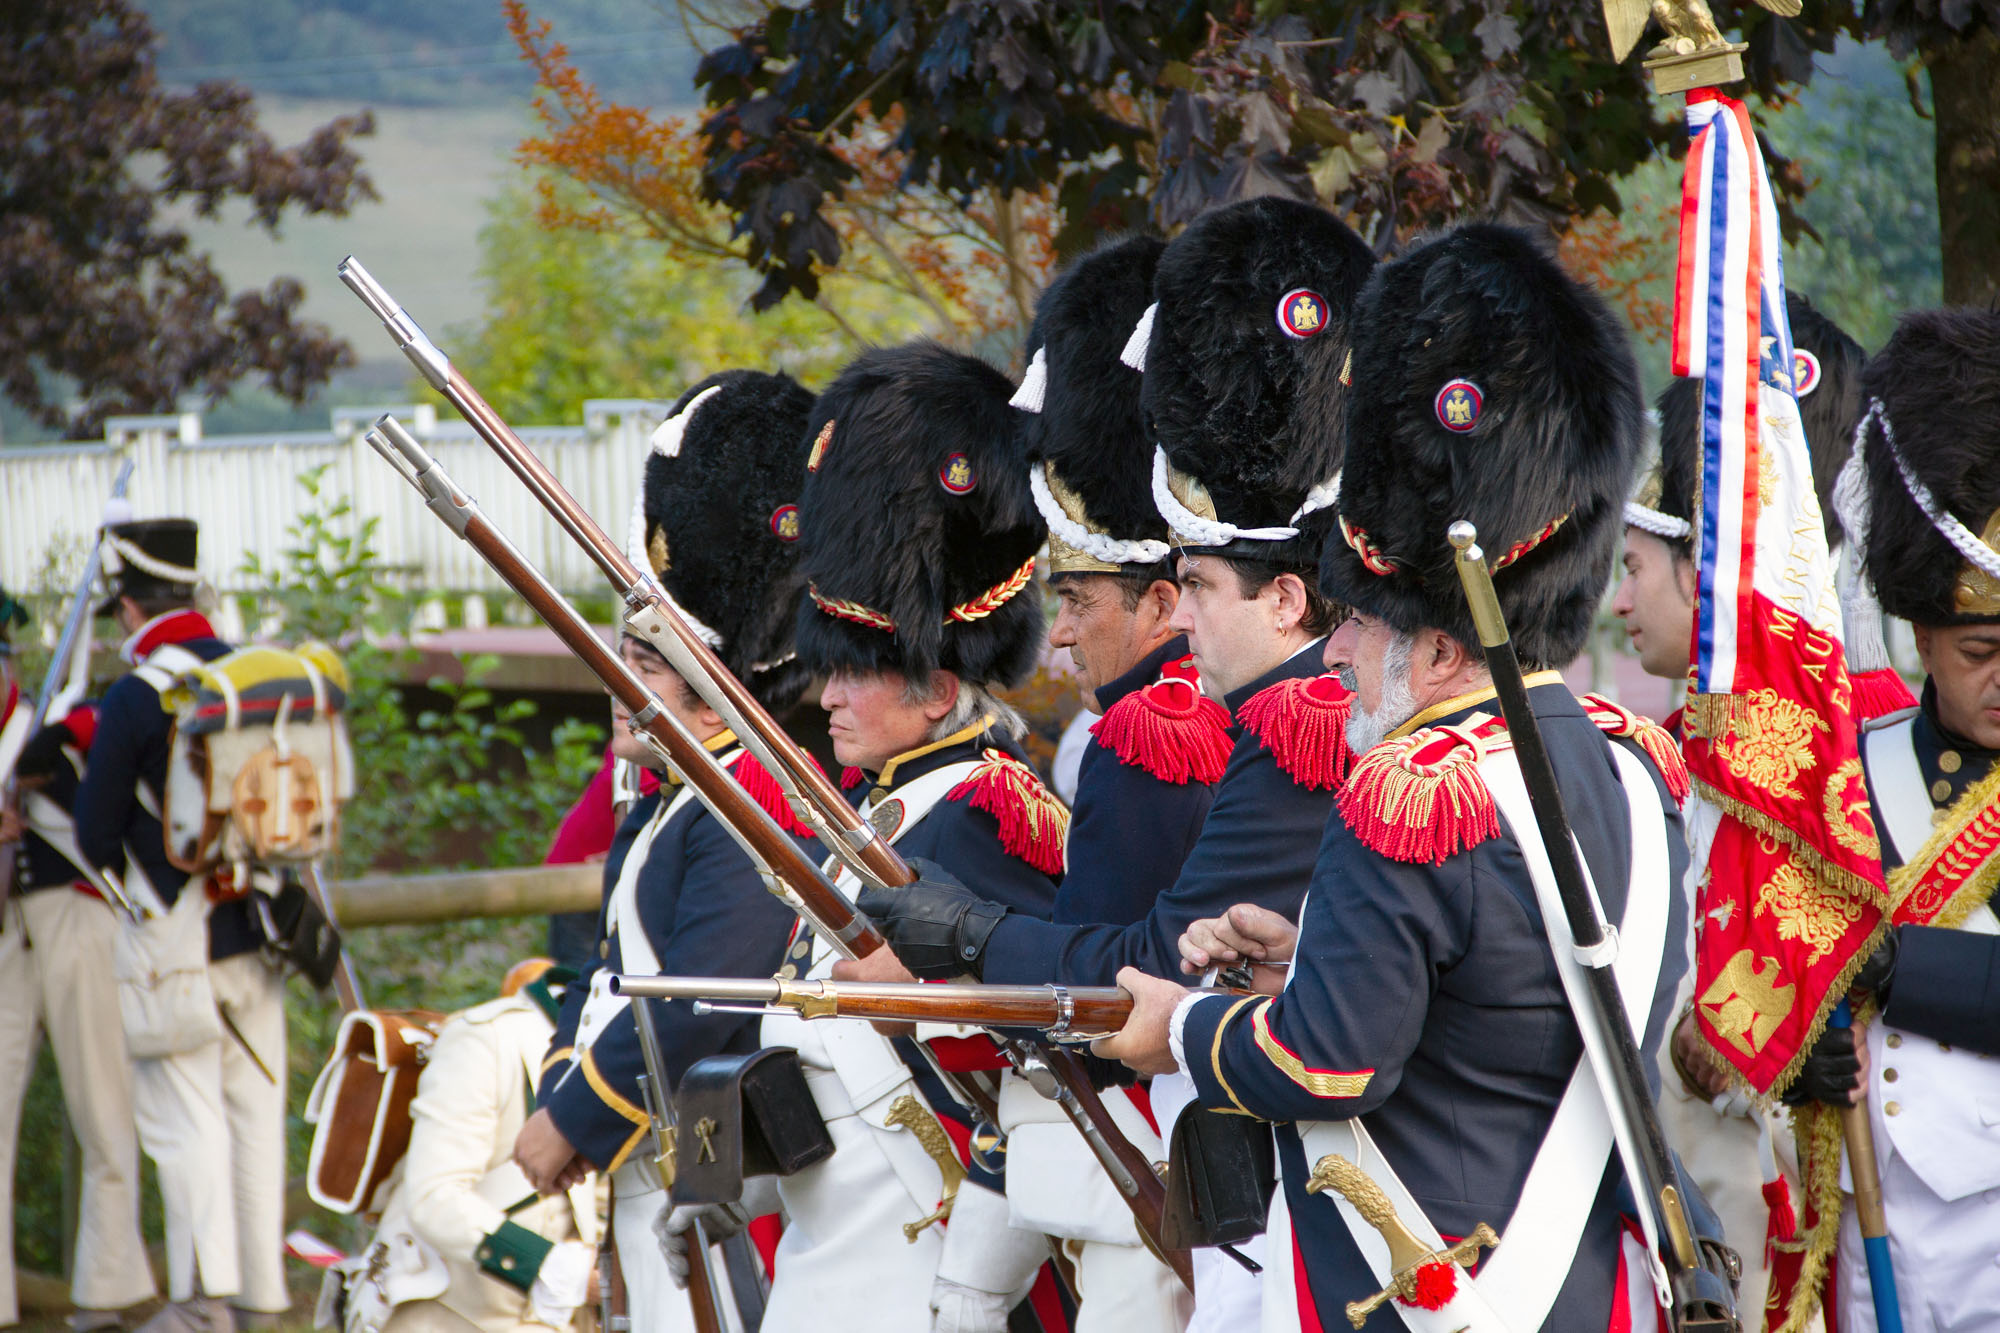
[[0, 0, 376, 436], [446, 184, 928, 421]]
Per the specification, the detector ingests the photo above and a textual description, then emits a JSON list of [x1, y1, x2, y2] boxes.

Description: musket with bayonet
[[340, 257, 1195, 1292], [1448, 522, 1737, 1333], [2, 460, 136, 905]]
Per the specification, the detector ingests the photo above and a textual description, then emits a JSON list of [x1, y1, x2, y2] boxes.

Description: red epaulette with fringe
[[1579, 693, 1691, 805], [728, 749, 815, 836], [1234, 672, 1356, 792], [1088, 655, 1233, 786], [946, 748, 1069, 876], [841, 765, 866, 791], [1850, 668, 1918, 723], [1337, 721, 1500, 865]]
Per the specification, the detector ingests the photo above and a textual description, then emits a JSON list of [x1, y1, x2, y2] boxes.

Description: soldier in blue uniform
[[68, 520, 292, 1333], [1101, 225, 1695, 1331], [1782, 308, 2000, 1333], [511, 371, 820, 1333], [857, 196, 1375, 1332], [732, 341, 1065, 1333]]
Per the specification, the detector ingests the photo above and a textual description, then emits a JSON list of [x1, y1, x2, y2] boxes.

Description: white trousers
[[608, 1163, 739, 1333], [1837, 1149, 2000, 1333], [1066, 1234, 1193, 1333], [0, 890, 156, 1320], [131, 950, 288, 1310]]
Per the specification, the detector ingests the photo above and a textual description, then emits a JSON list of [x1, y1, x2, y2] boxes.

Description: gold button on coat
[[1887, 1033, 1902, 1048], [1885, 1101, 1902, 1116], [1883, 1068, 1898, 1082], [1932, 778, 1954, 803], [1940, 750, 1963, 774]]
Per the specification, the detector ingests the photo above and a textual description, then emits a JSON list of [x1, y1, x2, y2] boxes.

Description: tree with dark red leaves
[[0, 0, 376, 438], [690, 2, 1996, 310]]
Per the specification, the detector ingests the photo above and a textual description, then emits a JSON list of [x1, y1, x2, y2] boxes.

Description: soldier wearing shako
[[744, 342, 1063, 1333], [71, 520, 289, 1333], [513, 371, 820, 1333], [1614, 293, 1878, 1327], [1103, 225, 1697, 1330], [861, 195, 1374, 1330], [1781, 309, 2000, 1333]]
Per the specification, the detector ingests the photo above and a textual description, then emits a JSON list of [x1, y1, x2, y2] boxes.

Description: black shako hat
[[1322, 223, 1643, 669], [633, 369, 818, 711], [1131, 196, 1375, 568], [1858, 308, 2000, 627], [1628, 292, 1866, 549], [97, 518, 199, 616], [1012, 233, 1171, 577], [794, 342, 1046, 687]]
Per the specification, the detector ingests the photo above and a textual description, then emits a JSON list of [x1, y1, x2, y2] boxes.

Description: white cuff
[[527, 1240, 593, 1327], [1168, 991, 1209, 1079]]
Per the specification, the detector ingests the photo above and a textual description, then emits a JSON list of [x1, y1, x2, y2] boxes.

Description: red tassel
[[841, 765, 866, 790], [1850, 668, 1917, 723], [1402, 1260, 1457, 1311], [1233, 672, 1355, 791], [729, 750, 815, 836], [947, 749, 1069, 875], [1089, 668, 1234, 785], [1337, 727, 1498, 865], [1580, 694, 1690, 805], [1762, 1175, 1798, 1246]]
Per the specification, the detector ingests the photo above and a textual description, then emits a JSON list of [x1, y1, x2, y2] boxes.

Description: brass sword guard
[[1306, 1152, 1498, 1329], [886, 1094, 967, 1243]]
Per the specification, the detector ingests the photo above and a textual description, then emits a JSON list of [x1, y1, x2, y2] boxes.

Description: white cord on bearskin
[[1150, 447, 1300, 546], [1029, 462, 1170, 566]]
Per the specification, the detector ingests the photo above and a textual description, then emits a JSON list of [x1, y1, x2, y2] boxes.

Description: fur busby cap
[[1323, 223, 1643, 669], [1135, 197, 1375, 564], [97, 518, 199, 616], [1859, 308, 2000, 626], [795, 342, 1046, 686], [1017, 234, 1170, 576], [633, 369, 817, 710], [1630, 293, 1864, 550]]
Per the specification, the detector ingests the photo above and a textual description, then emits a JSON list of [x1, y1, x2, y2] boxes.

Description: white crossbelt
[[1296, 741, 1671, 1331]]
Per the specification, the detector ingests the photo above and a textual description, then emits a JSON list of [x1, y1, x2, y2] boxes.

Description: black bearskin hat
[[1323, 223, 1643, 669], [97, 518, 199, 616], [1135, 196, 1375, 566], [1015, 233, 1170, 577], [1631, 293, 1865, 550], [633, 370, 817, 710], [1859, 308, 2000, 627], [795, 343, 1046, 686]]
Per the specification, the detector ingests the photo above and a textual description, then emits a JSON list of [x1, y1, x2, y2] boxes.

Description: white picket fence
[[0, 401, 672, 613]]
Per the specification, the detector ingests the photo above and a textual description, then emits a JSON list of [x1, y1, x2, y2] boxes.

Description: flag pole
[[1829, 999, 1902, 1331]]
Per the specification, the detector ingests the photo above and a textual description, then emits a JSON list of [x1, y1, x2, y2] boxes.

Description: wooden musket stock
[[611, 976, 1135, 1038]]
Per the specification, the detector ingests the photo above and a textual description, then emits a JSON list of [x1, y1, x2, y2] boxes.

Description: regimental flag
[[1672, 90, 1891, 1333]]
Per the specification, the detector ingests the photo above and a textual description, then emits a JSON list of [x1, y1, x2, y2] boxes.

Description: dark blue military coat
[[1182, 680, 1688, 1331], [1051, 634, 1220, 929], [539, 748, 806, 1173], [981, 642, 1332, 986], [72, 616, 260, 959]]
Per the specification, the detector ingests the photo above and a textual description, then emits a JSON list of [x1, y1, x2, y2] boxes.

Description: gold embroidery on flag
[[1696, 948, 1795, 1057]]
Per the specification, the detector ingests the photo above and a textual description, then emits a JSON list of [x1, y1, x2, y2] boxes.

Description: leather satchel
[[303, 1008, 446, 1215], [669, 1047, 833, 1204], [1159, 1103, 1277, 1250]]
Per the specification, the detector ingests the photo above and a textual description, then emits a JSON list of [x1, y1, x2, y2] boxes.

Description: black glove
[[1849, 929, 1899, 1003], [855, 857, 1008, 980], [1780, 1024, 1862, 1107]]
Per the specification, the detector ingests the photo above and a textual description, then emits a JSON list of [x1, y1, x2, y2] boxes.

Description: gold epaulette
[[1336, 720, 1500, 865], [1579, 693, 1690, 804], [947, 749, 1069, 875]]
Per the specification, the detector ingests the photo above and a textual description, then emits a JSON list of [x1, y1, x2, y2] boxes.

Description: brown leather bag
[[303, 1009, 446, 1216]]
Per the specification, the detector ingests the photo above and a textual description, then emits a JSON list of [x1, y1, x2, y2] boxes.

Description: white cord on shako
[[1622, 500, 1692, 541], [1149, 448, 1341, 547]]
